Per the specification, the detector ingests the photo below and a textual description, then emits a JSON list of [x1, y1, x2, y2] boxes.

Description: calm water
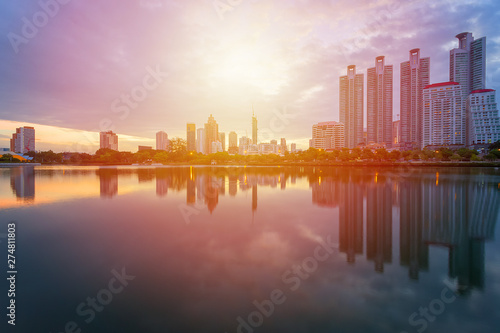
[[1, 165, 500, 333]]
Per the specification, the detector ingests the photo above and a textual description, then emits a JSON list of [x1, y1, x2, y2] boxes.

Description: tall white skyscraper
[[467, 89, 500, 147], [339, 65, 364, 148], [367, 56, 393, 147], [400, 49, 430, 149], [423, 82, 463, 148], [196, 128, 205, 154], [156, 131, 170, 151]]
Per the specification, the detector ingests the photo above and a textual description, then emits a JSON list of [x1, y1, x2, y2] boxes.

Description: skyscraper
[[204, 114, 219, 154], [339, 65, 364, 148], [186, 123, 196, 152], [99, 131, 118, 150], [400, 49, 430, 149], [252, 109, 258, 145], [450, 32, 486, 97], [219, 132, 225, 152], [467, 89, 500, 147], [196, 128, 205, 154], [156, 131, 170, 151], [11, 126, 35, 153], [367, 56, 393, 147], [228, 131, 237, 148], [423, 82, 463, 148]]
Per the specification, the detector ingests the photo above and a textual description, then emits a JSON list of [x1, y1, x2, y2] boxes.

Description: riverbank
[[0, 163, 41, 167], [12, 161, 500, 168]]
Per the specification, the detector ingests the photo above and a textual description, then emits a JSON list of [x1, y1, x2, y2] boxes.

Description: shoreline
[[2, 161, 499, 168]]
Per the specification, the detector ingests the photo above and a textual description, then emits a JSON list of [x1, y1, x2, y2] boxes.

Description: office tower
[[291, 143, 297, 153], [311, 121, 345, 150], [423, 82, 464, 147], [367, 56, 393, 147], [280, 138, 287, 153], [156, 131, 170, 151], [400, 49, 430, 149], [196, 128, 205, 154], [187, 123, 196, 152], [239, 136, 251, 146], [204, 114, 219, 154], [219, 132, 225, 152], [252, 110, 258, 144], [270, 139, 277, 145], [339, 65, 364, 148], [467, 89, 500, 147], [99, 131, 118, 150], [393, 120, 401, 146], [228, 131, 237, 147], [11, 126, 35, 153], [450, 32, 486, 97]]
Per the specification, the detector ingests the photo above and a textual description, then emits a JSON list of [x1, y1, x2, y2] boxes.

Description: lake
[[1, 165, 499, 333]]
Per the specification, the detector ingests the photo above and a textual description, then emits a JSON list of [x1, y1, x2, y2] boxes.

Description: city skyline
[[1, 1, 499, 152]]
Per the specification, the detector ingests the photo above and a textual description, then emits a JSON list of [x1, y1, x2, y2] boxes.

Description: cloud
[[0, 0, 498, 150]]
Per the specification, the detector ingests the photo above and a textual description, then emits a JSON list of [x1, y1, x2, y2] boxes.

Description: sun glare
[[209, 44, 288, 95]]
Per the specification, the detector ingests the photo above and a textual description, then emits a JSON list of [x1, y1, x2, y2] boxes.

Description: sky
[[0, 0, 499, 152]]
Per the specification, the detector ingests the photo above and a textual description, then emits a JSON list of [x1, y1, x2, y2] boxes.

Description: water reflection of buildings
[[98, 170, 118, 198], [10, 167, 35, 201], [310, 170, 499, 292]]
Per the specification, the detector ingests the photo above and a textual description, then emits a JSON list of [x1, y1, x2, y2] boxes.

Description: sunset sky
[[0, 0, 499, 152]]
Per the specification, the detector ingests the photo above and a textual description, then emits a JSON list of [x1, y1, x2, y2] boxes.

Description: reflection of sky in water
[[0, 166, 499, 333]]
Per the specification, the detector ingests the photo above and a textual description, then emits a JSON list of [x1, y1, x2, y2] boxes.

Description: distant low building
[[138, 146, 153, 151], [311, 121, 345, 150], [11, 126, 35, 154], [100, 131, 118, 150]]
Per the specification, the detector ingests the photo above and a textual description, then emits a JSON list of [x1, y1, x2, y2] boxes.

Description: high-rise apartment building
[[467, 89, 500, 147], [367, 56, 393, 147], [100, 131, 118, 150], [311, 121, 345, 150], [204, 114, 219, 154], [196, 128, 205, 154], [423, 82, 463, 148], [187, 123, 196, 152], [450, 32, 486, 97], [400, 49, 430, 149], [340, 65, 364, 148], [156, 131, 170, 151], [10, 126, 35, 153]]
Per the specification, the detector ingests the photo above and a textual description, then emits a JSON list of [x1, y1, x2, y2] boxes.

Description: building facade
[[10, 126, 35, 153], [311, 121, 345, 150], [340, 65, 364, 148], [367, 56, 393, 147], [204, 114, 219, 154], [156, 131, 170, 151], [423, 82, 463, 148], [186, 123, 196, 152], [252, 112, 258, 145], [100, 131, 118, 151], [400, 49, 430, 149], [196, 128, 205, 154], [219, 132, 225, 152], [467, 89, 500, 148]]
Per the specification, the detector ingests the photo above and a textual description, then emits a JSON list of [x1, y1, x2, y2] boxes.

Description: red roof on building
[[471, 89, 495, 94], [423, 82, 459, 90]]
